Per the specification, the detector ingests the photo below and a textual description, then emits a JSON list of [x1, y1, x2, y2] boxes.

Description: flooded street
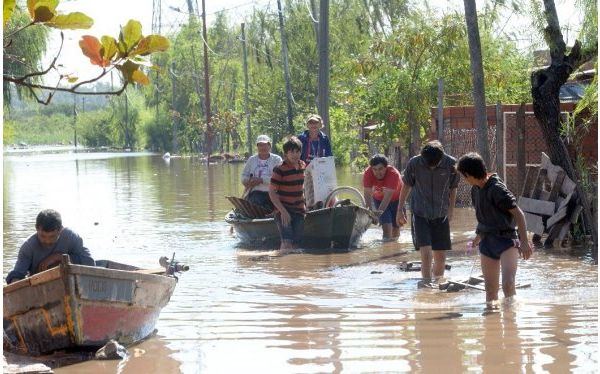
[[3, 151, 597, 373]]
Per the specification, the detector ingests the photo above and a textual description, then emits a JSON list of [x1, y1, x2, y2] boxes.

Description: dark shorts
[[274, 210, 305, 244], [479, 234, 520, 260], [374, 199, 400, 227], [413, 214, 451, 251], [247, 190, 274, 211]]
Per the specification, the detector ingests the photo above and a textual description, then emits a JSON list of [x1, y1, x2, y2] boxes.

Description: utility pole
[[241, 23, 253, 156], [276, 0, 294, 134], [201, 0, 212, 162], [72, 94, 78, 150], [170, 62, 179, 154], [317, 0, 330, 137]]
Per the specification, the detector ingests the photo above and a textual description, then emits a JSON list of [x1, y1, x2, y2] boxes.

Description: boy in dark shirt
[[269, 136, 306, 255], [457, 152, 532, 307]]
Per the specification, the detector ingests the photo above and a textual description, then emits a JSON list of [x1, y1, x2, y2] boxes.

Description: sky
[[40, 0, 583, 84]]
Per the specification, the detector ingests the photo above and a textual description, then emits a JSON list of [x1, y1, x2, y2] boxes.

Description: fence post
[[516, 103, 526, 195], [495, 101, 504, 179]]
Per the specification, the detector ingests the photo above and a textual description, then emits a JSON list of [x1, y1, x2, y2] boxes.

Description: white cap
[[256, 135, 271, 144]]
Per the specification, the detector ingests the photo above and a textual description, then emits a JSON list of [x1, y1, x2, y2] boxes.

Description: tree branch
[[543, 0, 566, 61], [5, 32, 64, 83]]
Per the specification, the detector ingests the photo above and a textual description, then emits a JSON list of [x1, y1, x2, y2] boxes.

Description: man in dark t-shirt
[[6, 209, 95, 284]]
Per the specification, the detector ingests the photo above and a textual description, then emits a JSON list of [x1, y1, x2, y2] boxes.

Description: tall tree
[[463, 0, 491, 166], [531, 0, 598, 253]]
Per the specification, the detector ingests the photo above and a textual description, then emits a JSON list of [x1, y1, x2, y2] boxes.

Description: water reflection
[[3, 152, 597, 373]]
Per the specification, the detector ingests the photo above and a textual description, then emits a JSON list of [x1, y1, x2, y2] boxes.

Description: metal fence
[[442, 126, 497, 207]]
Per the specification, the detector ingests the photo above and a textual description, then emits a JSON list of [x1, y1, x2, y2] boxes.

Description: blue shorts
[[274, 211, 305, 244], [374, 199, 400, 228], [479, 234, 520, 260]]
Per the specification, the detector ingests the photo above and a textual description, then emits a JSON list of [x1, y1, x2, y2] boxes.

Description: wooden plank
[[540, 153, 577, 195], [531, 168, 548, 199], [557, 221, 570, 241], [518, 197, 556, 216], [135, 268, 167, 275], [521, 165, 538, 198], [29, 267, 63, 286], [558, 192, 573, 210], [570, 205, 584, 224], [545, 219, 569, 247], [524, 212, 545, 235], [548, 170, 566, 202], [546, 205, 568, 228]]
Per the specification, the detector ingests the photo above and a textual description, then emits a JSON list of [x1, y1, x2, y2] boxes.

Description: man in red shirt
[[363, 154, 404, 241]]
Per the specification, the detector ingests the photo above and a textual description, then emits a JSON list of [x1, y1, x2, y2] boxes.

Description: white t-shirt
[[241, 153, 283, 192]]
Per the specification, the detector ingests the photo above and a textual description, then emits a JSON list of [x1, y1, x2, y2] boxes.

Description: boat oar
[[241, 173, 254, 199]]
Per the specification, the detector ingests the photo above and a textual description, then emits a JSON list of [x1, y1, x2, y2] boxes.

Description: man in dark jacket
[[6, 209, 95, 284], [297, 114, 332, 164]]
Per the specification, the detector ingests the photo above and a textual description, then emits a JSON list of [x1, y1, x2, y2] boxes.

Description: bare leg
[[480, 254, 500, 303], [382, 223, 393, 241], [500, 247, 519, 299], [275, 240, 294, 256], [432, 250, 447, 279], [419, 245, 433, 280], [391, 226, 400, 240]]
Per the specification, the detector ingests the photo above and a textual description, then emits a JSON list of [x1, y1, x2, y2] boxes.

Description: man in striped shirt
[[269, 136, 306, 255]]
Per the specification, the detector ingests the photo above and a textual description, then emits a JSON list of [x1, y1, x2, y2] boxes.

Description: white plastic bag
[[305, 156, 337, 207]]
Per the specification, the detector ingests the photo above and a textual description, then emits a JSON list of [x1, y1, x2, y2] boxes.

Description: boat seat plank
[[226, 196, 271, 219]]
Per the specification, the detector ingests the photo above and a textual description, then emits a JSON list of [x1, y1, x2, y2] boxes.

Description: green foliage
[[4, 113, 74, 145], [3, 7, 49, 101]]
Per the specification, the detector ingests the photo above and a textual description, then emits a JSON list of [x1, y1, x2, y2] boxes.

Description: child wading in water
[[269, 136, 306, 256], [457, 152, 533, 307]]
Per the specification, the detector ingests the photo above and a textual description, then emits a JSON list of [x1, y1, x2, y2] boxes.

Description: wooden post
[[521, 165, 538, 198], [437, 78, 444, 140], [317, 0, 330, 138], [201, 0, 212, 161], [241, 23, 252, 157], [276, 0, 294, 134], [516, 103, 526, 196], [495, 101, 504, 179]]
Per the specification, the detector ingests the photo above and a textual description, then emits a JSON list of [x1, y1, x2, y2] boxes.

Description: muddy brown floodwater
[[3, 151, 597, 373]]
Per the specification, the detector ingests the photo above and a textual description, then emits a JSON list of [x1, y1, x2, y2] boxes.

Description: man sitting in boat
[[241, 135, 283, 211], [297, 114, 332, 165], [5, 209, 95, 284], [363, 154, 403, 241]]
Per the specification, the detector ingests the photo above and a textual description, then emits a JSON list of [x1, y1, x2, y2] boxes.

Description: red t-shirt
[[363, 165, 403, 201]]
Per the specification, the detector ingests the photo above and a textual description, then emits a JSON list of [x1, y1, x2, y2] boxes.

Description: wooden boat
[[226, 200, 375, 250], [3, 255, 187, 355]]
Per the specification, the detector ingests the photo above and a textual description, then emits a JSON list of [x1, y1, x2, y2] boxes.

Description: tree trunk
[[531, 0, 597, 257], [463, 0, 491, 167]]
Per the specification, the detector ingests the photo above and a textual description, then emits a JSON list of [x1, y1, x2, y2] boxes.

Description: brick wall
[[431, 103, 597, 194]]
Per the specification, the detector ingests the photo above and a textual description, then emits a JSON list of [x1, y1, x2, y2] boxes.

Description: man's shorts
[[479, 234, 520, 260], [274, 210, 305, 244], [413, 214, 451, 250], [374, 199, 400, 228]]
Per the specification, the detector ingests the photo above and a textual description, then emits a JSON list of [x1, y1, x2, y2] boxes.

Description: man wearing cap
[[297, 114, 333, 164], [241, 135, 283, 210]]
